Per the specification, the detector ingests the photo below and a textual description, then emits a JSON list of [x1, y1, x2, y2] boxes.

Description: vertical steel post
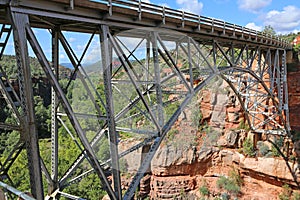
[[257, 48, 262, 77], [100, 25, 122, 200], [50, 26, 59, 196], [282, 50, 290, 132], [231, 43, 234, 65], [188, 38, 194, 87], [151, 32, 164, 132], [275, 49, 283, 111], [146, 35, 151, 101], [9, 11, 44, 199]]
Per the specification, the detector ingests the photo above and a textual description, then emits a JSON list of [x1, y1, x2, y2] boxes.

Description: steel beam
[[151, 32, 164, 132], [9, 11, 44, 199], [100, 25, 122, 200], [50, 26, 59, 196]]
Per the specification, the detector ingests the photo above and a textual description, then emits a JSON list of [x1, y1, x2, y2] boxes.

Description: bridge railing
[[89, 0, 290, 48], [0, 181, 35, 200]]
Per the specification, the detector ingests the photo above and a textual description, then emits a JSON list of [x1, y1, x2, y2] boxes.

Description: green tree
[[34, 96, 51, 138], [217, 176, 240, 196], [242, 138, 256, 157], [262, 25, 276, 36], [7, 150, 31, 192]]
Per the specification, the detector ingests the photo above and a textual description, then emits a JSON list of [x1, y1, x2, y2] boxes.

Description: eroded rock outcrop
[[147, 141, 300, 199]]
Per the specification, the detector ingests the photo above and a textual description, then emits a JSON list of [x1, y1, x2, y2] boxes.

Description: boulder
[[216, 130, 238, 148]]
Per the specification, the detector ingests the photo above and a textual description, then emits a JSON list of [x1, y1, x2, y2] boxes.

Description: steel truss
[[0, 1, 290, 200]]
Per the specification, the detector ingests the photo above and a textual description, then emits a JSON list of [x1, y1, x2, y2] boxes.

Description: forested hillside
[[0, 55, 108, 199]]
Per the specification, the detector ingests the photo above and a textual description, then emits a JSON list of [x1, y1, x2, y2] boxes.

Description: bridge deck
[[0, 0, 291, 49]]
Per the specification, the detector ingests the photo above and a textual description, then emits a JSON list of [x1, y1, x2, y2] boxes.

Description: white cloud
[[82, 41, 101, 63], [292, 29, 300, 34], [245, 22, 262, 31], [59, 53, 66, 62], [69, 37, 76, 43], [238, 0, 271, 13], [159, 3, 170, 8], [176, 0, 203, 15], [141, 0, 150, 3], [76, 44, 85, 51], [264, 6, 300, 32], [83, 47, 101, 63]]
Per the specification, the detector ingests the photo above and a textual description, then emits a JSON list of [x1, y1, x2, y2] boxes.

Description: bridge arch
[[98, 27, 291, 198]]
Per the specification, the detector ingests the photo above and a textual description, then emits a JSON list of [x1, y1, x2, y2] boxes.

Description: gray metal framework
[[0, 0, 291, 199]]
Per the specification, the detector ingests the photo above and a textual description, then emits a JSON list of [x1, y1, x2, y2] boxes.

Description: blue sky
[[147, 0, 300, 33], [3, 0, 300, 64]]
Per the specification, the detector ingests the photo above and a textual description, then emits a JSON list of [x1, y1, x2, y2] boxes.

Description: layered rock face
[[148, 146, 298, 199]]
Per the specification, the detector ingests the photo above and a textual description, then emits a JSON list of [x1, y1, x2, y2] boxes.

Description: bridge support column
[[100, 25, 122, 200], [49, 26, 59, 195], [151, 32, 164, 134], [9, 11, 44, 199]]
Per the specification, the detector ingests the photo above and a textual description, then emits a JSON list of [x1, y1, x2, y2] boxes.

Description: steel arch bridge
[[0, 0, 291, 199]]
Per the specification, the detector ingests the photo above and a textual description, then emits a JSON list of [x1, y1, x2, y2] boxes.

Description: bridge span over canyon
[[0, 0, 292, 199]]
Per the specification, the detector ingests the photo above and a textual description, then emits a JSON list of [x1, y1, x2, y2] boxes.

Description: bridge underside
[[0, 0, 290, 199]]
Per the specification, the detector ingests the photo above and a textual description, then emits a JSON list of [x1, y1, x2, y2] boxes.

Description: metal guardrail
[[90, 0, 290, 48], [0, 181, 36, 200]]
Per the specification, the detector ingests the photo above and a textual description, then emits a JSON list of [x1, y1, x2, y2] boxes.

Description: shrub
[[221, 192, 230, 200], [242, 138, 256, 157], [217, 176, 240, 195], [224, 181, 240, 195], [199, 180, 210, 197], [271, 136, 284, 157], [167, 129, 179, 140], [204, 127, 221, 147], [192, 104, 202, 128], [199, 185, 209, 196], [257, 141, 269, 156], [179, 188, 187, 198], [279, 184, 292, 200], [216, 176, 227, 189], [229, 169, 243, 187], [292, 192, 300, 200], [238, 119, 250, 131]]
